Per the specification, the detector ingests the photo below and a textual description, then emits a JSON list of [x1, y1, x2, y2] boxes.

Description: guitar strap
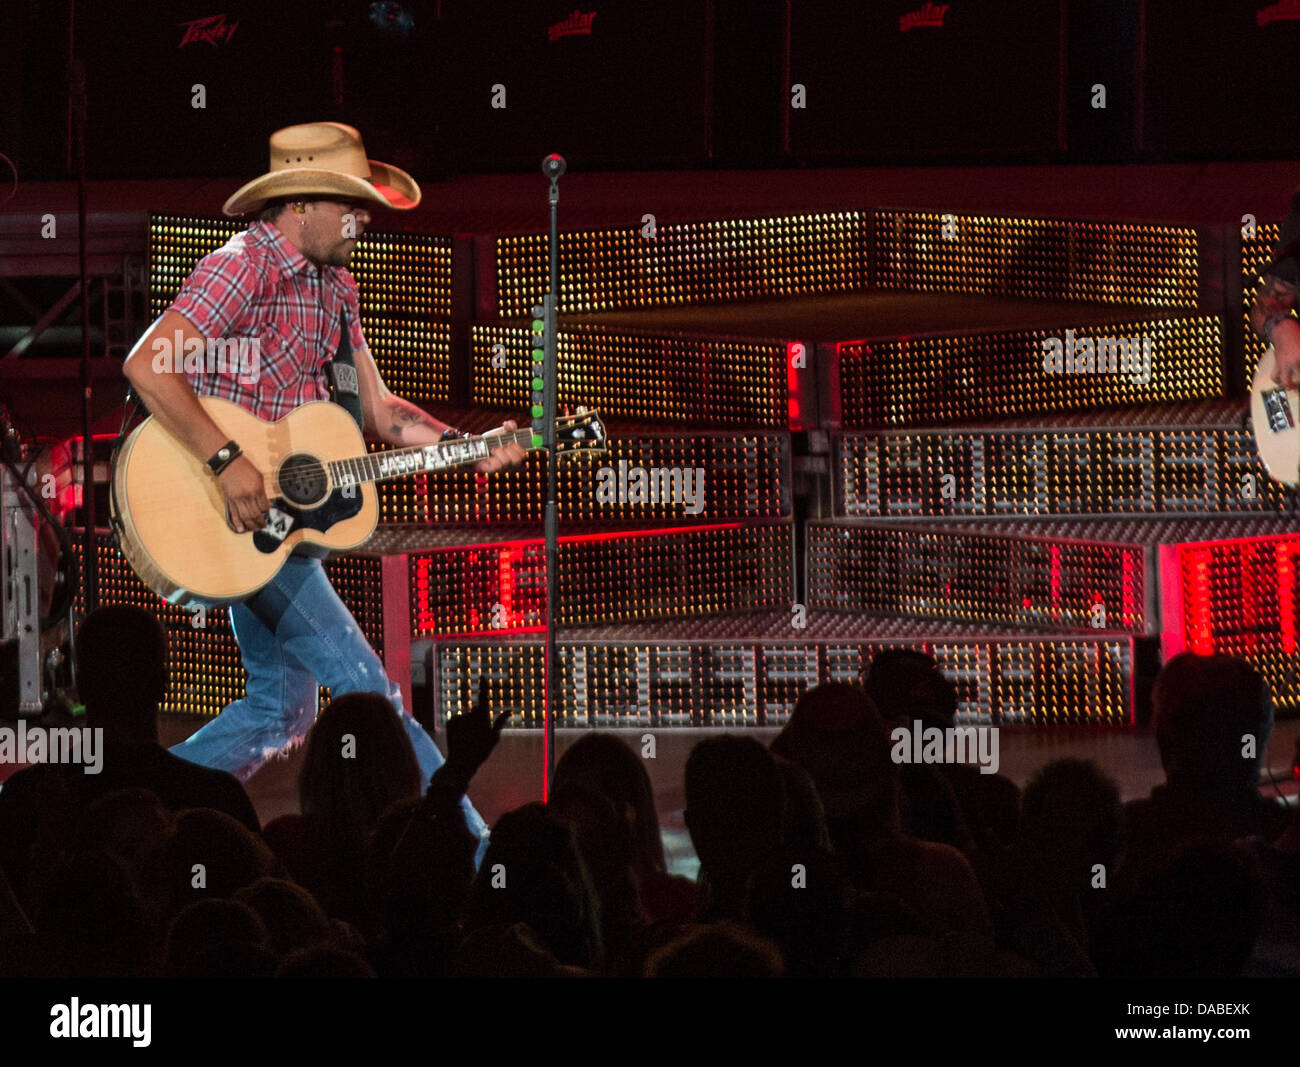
[[324, 309, 365, 432]]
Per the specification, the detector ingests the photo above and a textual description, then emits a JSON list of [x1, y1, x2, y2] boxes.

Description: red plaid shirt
[[166, 221, 367, 422]]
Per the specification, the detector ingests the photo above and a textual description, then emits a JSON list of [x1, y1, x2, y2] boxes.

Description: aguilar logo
[[1259, 0, 1300, 25], [179, 13, 239, 48], [900, 2, 949, 31], [549, 9, 597, 43]]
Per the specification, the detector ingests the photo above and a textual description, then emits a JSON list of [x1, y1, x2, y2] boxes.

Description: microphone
[[542, 154, 566, 181]]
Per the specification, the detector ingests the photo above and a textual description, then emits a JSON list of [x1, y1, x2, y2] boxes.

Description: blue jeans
[[169, 554, 489, 862]]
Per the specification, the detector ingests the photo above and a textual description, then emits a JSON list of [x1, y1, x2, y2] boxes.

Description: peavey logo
[[1259, 0, 1300, 25], [900, 2, 949, 31], [179, 13, 239, 48], [549, 9, 597, 43]]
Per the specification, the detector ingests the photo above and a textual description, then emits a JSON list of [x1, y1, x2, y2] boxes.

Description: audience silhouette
[[1, 627, 1293, 979]]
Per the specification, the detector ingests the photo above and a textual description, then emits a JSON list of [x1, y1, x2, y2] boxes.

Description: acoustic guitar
[[1250, 345, 1300, 487], [110, 396, 605, 605]]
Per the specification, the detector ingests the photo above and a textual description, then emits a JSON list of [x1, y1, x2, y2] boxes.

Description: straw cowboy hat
[[222, 122, 421, 216]]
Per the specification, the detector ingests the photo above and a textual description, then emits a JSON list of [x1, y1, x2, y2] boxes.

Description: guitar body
[[1250, 346, 1300, 488], [112, 397, 378, 605]]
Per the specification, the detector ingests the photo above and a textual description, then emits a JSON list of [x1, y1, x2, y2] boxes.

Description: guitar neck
[[327, 428, 536, 487]]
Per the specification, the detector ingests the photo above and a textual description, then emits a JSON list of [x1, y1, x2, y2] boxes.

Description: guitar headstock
[[553, 408, 607, 456]]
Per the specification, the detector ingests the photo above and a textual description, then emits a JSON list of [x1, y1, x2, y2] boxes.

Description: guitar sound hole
[[278, 454, 328, 506]]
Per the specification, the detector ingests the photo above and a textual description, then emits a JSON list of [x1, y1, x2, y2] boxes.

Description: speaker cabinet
[[788, 1, 1065, 162]]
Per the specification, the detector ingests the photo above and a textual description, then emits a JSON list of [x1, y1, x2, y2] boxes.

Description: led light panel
[[436, 635, 1133, 728], [411, 521, 794, 637], [1242, 221, 1284, 389], [872, 211, 1200, 307], [377, 432, 789, 525], [837, 315, 1223, 428], [75, 534, 384, 715], [472, 324, 790, 426], [1165, 531, 1300, 710], [838, 418, 1287, 519], [361, 319, 453, 403], [807, 521, 1148, 633], [494, 212, 870, 318]]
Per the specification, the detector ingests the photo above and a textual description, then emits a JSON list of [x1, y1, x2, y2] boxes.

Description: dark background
[[1, 0, 1298, 184]]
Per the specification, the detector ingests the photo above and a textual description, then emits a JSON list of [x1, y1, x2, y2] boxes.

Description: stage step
[[806, 516, 1299, 637], [429, 611, 1133, 729], [835, 400, 1292, 520]]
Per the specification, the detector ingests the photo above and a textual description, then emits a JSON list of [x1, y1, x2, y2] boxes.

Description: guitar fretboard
[[326, 428, 535, 487]]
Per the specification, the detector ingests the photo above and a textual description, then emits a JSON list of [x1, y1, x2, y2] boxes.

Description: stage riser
[[62, 205, 1290, 730], [377, 433, 790, 525], [837, 426, 1288, 520], [835, 315, 1224, 429], [83, 518, 1300, 718], [807, 522, 1150, 635], [433, 637, 1134, 728], [151, 211, 1222, 337]]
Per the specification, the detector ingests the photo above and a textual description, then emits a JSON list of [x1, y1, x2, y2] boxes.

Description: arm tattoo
[[388, 408, 431, 437], [382, 399, 450, 445]]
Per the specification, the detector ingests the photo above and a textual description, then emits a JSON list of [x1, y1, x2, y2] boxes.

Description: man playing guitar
[[122, 123, 525, 848]]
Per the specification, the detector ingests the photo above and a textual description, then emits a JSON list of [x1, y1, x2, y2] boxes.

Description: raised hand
[[445, 674, 512, 778]]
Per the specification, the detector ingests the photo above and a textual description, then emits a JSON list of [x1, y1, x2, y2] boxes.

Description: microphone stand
[[68, 1, 96, 614], [540, 154, 564, 799]]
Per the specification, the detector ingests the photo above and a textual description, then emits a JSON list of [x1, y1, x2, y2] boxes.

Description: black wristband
[[207, 441, 241, 476]]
